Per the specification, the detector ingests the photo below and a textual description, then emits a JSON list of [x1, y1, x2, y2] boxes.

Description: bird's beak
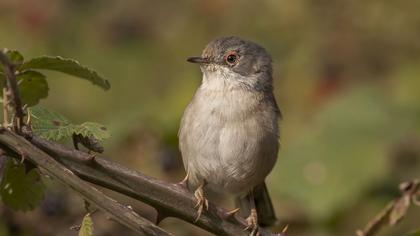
[[187, 56, 209, 64]]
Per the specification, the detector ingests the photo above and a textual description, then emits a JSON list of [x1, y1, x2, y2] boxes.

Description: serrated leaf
[[75, 122, 110, 141], [78, 213, 94, 236], [17, 70, 49, 106], [29, 107, 110, 145], [389, 195, 411, 225], [29, 107, 74, 141], [0, 159, 45, 211], [21, 56, 110, 90]]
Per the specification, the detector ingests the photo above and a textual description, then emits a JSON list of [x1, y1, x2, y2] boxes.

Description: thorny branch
[[0, 129, 172, 236], [0, 50, 25, 132], [19, 129, 280, 236], [356, 179, 420, 236], [0, 49, 282, 236]]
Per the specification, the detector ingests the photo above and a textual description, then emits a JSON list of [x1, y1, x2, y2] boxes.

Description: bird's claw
[[244, 209, 259, 236], [193, 184, 208, 222]]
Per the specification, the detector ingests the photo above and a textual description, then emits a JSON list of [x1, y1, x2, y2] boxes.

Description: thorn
[[82, 154, 96, 163], [281, 224, 289, 233], [223, 208, 240, 222], [178, 172, 189, 189], [17, 149, 25, 163]]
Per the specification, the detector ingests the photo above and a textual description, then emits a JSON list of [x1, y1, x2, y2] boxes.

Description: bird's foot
[[244, 208, 259, 236], [193, 184, 208, 222]]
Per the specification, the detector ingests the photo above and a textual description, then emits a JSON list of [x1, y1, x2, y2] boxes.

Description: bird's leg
[[244, 191, 259, 236], [193, 182, 208, 222]]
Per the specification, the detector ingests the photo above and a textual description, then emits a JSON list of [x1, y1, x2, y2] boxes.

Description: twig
[[356, 180, 420, 236], [0, 50, 25, 132], [2, 88, 9, 127], [18, 129, 277, 236], [0, 128, 172, 236]]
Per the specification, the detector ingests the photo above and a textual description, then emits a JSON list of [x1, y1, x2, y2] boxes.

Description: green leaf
[[29, 107, 75, 141], [29, 107, 110, 143], [17, 70, 49, 106], [0, 70, 49, 106], [75, 122, 110, 141], [5, 49, 24, 66], [21, 56, 110, 90], [0, 159, 45, 211], [78, 213, 94, 236]]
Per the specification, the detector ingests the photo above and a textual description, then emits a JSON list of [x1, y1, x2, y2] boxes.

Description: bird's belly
[[185, 113, 278, 195]]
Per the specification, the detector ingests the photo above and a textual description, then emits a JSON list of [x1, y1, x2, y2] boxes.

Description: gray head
[[187, 36, 273, 91]]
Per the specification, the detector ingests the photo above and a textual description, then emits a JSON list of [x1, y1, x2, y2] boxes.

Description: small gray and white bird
[[179, 36, 281, 234]]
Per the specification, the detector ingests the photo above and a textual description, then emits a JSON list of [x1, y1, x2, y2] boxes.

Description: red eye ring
[[225, 52, 238, 65]]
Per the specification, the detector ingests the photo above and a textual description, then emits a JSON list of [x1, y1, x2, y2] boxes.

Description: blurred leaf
[[271, 86, 392, 219], [78, 213, 94, 236], [30, 107, 110, 143], [5, 49, 24, 66], [29, 106, 75, 141], [74, 122, 110, 141], [390, 195, 411, 225], [0, 159, 45, 211], [17, 70, 49, 106], [407, 229, 420, 236], [21, 56, 110, 90]]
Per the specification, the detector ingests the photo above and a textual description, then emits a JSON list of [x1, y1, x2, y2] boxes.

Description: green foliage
[[29, 106, 110, 142], [0, 49, 110, 107], [5, 49, 24, 66], [74, 122, 110, 141], [408, 230, 420, 236], [0, 159, 45, 211], [20, 56, 111, 90], [17, 70, 49, 106], [78, 213, 94, 236], [0, 70, 49, 107]]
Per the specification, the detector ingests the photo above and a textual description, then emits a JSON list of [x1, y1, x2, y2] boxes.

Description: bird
[[178, 36, 280, 235]]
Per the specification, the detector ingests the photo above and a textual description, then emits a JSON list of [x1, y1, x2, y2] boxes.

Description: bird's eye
[[225, 53, 238, 65]]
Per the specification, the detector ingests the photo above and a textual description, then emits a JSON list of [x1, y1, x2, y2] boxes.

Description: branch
[[0, 50, 25, 131], [356, 180, 420, 236], [0, 128, 172, 236], [16, 129, 279, 236]]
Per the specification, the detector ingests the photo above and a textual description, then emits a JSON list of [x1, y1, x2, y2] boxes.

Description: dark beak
[[187, 56, 209, 64]]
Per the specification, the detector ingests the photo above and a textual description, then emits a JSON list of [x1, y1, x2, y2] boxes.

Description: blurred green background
[[1, 0, 420, 235]]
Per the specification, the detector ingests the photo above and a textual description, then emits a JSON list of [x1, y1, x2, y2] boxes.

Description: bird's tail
[[235, 182, 278, 227]]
